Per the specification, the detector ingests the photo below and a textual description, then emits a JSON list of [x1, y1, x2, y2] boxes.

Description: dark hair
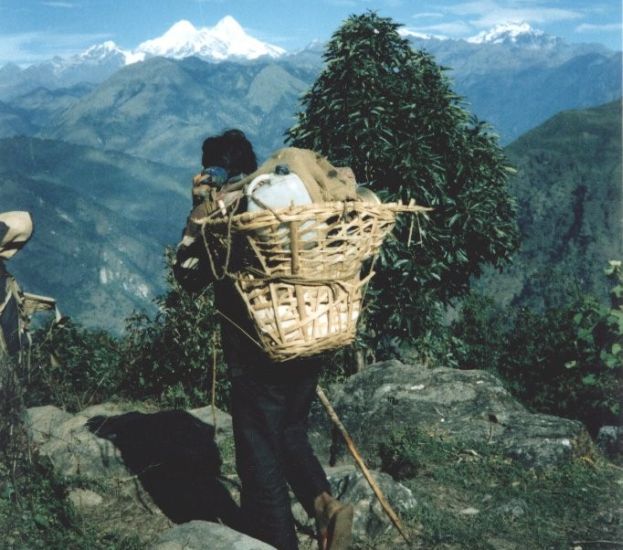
[[201, 129, 257, 176]]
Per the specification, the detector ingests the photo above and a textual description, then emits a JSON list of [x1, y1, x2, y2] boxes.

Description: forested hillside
[[0, 136, 189, 330], [480, 99, 622, 308]]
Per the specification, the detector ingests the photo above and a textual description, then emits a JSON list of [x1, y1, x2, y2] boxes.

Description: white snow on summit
[[399, 28, 448, 41], [77, 41, 144, 65], [467, 22, 556, 46], [136, 16, 285, 61]]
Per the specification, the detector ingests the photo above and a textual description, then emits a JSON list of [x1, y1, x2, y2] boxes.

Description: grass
[[378, 428, 623, 549], [0, 454, 144, 550], [0, 354, 145, 550]]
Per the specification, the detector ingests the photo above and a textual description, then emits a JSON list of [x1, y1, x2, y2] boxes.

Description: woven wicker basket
[[201, 201, 425, 361], [236, 274, 367, 361]]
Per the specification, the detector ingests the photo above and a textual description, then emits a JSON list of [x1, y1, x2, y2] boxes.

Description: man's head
[[201, 129, 257, 177]]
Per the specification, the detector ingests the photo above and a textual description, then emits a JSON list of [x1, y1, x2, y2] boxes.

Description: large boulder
[[292, 465, 416, 549], [152, 521, 276, 550], [24, 403, 246, 546], [309, 360, 589, 469], [24, 403, 132, 478]]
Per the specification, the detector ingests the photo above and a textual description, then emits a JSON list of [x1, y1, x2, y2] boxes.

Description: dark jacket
[[172, 208, 274, 372]]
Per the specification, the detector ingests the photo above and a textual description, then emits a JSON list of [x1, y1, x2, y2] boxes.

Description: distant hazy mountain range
[[404, 26, 621, 143], [0, 137, 189, 331], [1, 101, 620, 331], [0, 17, 620, 331], [0, 17, 620, 152]]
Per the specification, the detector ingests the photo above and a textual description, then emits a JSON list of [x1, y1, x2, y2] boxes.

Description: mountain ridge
[[0, 17, 617, 100], [40, 57, 313, 167], [478, 99, 623, 308], [1, 101, 620, 331], [0, 136, 191, 331]]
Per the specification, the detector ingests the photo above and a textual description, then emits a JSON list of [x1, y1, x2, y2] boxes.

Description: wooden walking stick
[[316, 385, 411, 545]]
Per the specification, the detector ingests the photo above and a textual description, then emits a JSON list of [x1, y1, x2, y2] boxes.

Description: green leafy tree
[[287, 12, 519, 356], [122, 258, 227, 409]]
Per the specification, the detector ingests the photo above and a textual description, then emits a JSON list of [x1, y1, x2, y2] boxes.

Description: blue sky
[[0, 0, 621, 65]]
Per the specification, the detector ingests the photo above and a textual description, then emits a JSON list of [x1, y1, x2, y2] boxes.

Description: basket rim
[[198, 200, 430, 229]]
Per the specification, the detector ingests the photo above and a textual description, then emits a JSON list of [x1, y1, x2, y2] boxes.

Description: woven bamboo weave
[[235, 275, 368, 361], [200, 201, 427, 361]]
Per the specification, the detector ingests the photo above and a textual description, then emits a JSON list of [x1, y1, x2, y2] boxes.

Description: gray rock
[[25, 403, 131, 478], [309, 360, 588, 469], [67, 488, 104, 509], [292, 465, 416, 547], [23, 403, 182, 543], [23, 405, 73, 447], [597, 425, 622, 458], [188, 406, 234, 446], [151, 521, 275, 550]]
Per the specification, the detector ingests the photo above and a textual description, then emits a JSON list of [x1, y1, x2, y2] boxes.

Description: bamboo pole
[[315, 385, 410, 545], [211, 333, 218, 429]]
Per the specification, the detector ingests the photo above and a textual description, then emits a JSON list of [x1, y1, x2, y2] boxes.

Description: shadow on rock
[[87, 410, 242, 529]]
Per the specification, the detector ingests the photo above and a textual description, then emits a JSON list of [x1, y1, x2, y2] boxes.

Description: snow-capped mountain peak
[[77, 41, 142, 65], [399, 28, 448, 41], [137, 20, 198, 58], [136, 16, 285, 61], [213, 15, 245, 35], [467, 22, 557, 47]]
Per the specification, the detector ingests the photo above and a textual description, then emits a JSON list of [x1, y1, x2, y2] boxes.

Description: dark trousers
[[231, 359, 331, 550]]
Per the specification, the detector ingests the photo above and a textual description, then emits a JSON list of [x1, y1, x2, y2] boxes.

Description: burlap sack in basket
[[237, 148, 358, 203]]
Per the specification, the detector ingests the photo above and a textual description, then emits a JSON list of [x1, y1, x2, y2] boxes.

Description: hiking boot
[[315, 495, 354, 550]]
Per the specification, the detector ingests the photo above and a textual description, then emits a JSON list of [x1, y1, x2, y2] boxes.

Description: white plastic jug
[[245, 172, 312, 212], [244, 170, 317, 249]]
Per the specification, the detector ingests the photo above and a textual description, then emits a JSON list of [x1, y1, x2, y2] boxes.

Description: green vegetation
[[377, 427, 622, 549], [28, 321, 124, 411], [23, 262, 226, 413], [452, 262, 623, 435], [121, 268, 228, 410], [0, 12, 620, 550], [478, 100, 623, 309], [287, 12, 519, 358], [0, 355, 143, 550]]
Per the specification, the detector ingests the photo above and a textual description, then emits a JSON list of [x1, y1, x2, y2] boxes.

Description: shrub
[[27, 320, 123, 411], [121, 263, 228, 410], [452, 262, 623, 434]]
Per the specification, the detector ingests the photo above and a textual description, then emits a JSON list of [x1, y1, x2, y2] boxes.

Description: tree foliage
[[452, 262, 623, 434], [287, 12, 519, 353], [121, 259, 228, 409]]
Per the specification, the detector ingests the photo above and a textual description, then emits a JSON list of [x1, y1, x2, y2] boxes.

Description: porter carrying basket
[[200, 200, 426, 362]]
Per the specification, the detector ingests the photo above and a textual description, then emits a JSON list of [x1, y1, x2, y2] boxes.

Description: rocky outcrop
[[309, 360, 589, 469], [23, 403, 245, 547], [24, 403, 134, 478], [152, 521, 276, 550], [24, 400, 418, 549], [292, 465, 416, 548], [24, 359, 597, 548]]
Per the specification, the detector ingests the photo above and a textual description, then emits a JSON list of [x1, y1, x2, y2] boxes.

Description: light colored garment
[[0, 211, 33, 260]]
